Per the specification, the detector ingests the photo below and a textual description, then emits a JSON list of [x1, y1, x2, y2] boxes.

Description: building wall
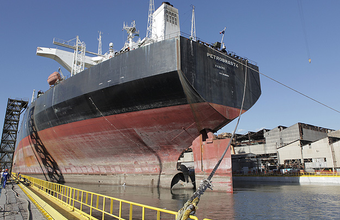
[[264, 127, 281, 149], [332, 140, 340, 168], [278, 137, 335, 169], [233, 123, 338, 171], [328, 130, 340, 138], [302, 138, 333, 169], [264, 127, 286, 151], [301, 127, 328, 142], [264, 124, 302, 150], [264, 123, 329, 150], [234, 144, 266, 155], [280, 124, 301, 144], [277, 141, 301, 164]]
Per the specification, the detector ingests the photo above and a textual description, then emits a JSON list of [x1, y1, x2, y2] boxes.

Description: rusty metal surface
[[14, 103, 229, 175], [192, 133, 232, 193]]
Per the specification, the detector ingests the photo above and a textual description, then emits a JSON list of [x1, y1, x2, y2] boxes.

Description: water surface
[[66, 181, 340, 219]]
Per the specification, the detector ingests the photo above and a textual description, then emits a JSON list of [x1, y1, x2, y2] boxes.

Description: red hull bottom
[[13, 103, 235, 191], [16, 133, 232, 191]]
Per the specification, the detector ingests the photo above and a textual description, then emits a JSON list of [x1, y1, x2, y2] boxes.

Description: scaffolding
[[0, 98, 28, 172]]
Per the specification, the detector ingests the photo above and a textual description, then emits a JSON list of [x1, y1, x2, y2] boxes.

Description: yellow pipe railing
[[233, 171, 340, 177], [14, 174, 211, 220]]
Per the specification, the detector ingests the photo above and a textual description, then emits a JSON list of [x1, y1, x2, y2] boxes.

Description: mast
[[71, 36, 86, 76], [220, 27, 226, 50], [146, 0, 155, 38], [190, 5, 196, 41], [97, 31, 102, 55], [123, 21, 139, 49], [31, 89, 35, 103]]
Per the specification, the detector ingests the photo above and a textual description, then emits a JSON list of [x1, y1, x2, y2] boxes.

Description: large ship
[[12, 2, 261, 189]]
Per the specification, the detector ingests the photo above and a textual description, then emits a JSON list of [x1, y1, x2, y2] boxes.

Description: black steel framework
[[0, 98, 28, 172]]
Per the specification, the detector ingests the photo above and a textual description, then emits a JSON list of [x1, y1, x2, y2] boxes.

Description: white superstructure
[[36, 2, 181, 75], [152, 2, 180, 42]]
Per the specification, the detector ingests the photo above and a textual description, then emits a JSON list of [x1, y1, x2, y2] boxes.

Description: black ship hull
[[13, 36, 261, 188]]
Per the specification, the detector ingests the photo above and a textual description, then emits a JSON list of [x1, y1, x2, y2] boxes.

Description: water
[[66, 181, 340, 219]]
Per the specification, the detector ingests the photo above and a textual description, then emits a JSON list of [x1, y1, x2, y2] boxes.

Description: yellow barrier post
[[129, 203, 133, 220], [142, 207, 145, 220], [101, 196, 105, 220], [110, 198, 113, 215], [90, 193, 93, 216], [119, 200, 122, 218]]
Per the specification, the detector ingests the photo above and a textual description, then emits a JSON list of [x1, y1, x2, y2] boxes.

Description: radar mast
[[146, 0, 155, 39], [190, 5, 196, 41], [97, 31, 102, 55]]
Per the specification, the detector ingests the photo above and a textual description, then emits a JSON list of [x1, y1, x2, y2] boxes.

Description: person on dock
[[2, 169, 9, 189]]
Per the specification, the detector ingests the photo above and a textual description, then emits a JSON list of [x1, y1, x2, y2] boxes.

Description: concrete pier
[[0, 181, 45, 220]]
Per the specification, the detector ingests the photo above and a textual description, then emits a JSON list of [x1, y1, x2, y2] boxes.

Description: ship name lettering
[[207, 53, 238, 68], [219, 72, 229, 77], [214, 64, 225, 70]]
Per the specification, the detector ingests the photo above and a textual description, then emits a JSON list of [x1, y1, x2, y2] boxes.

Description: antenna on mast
[[97, 31, 102, 55], [190, 5, 196, 41], [146, 0, 155, 38], [220, 27, 226, 50]]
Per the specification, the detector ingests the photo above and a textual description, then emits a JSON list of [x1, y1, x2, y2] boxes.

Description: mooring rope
[[176, 60, 249, 220], [226, 51, 340, 114]]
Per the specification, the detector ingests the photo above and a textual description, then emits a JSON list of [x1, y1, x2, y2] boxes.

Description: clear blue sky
[[1, 0, 339, 135]]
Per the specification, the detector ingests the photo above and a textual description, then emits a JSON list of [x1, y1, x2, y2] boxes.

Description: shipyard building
[[227, 122, 340, 174]]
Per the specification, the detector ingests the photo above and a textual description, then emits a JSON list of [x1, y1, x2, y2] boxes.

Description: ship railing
[[53, 37, 77, 48], [177, 32, 257, 66], [13, 173, 211, 220]]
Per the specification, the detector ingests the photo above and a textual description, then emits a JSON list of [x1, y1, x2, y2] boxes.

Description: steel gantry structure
[[0, 98, 28, 172]]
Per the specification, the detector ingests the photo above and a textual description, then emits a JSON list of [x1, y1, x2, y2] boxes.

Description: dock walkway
[[1, 175, 208, 220], [0, 181, 45, 220]]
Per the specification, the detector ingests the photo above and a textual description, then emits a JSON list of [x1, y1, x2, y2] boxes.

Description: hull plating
[[13, 36, 261, 188], [14, 102, 238, 174]]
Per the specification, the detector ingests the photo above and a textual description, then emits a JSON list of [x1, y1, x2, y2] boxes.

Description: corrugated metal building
[[231, 122, 339, 173]]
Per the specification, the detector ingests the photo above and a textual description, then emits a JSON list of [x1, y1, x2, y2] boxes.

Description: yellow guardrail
[[300, 172, 340, 177], [16, 178, 69, 220], [234, 171, 340, 177], [13, 173, 209, 220]]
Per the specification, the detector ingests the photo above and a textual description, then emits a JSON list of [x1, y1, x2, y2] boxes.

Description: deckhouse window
[[166, 10, 177, 25]]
